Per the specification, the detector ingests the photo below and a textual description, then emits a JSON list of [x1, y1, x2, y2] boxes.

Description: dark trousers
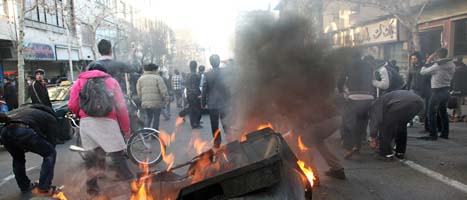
[[187, 95, 201, 128], [428, 87, 450, 138], [144, 108, 162, 130], [343, 99, 372, 150], [174, 89, 183, 107], [84, 148, 133, 193], [209, 109, 229, 148], [379, 102, 421, 156], [2, 128, 56, 191]]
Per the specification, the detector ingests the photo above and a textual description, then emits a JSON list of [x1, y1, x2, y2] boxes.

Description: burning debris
[[134, 128, 314, 200]]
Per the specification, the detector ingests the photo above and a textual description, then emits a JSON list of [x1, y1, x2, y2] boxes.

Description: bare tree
[[332, 0, 429, 52], [73, 1, 120, 59]]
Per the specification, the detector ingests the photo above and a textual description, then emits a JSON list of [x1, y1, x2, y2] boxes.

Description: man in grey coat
[[419, 48, 456, 140], [202, 54, 231, 148]]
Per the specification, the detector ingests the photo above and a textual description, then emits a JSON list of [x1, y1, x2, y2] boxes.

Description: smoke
[[229, 13, 354, 137]]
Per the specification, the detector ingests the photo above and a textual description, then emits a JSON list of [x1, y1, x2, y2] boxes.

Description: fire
[[52, 191, 68, 200], [257, 123, 273, 130], [193, 137, 209, 155], [298, 136, 308, 152], [297, 160, 316, 187], [161, 144, 175, 171], [130, 163, 153, 200]]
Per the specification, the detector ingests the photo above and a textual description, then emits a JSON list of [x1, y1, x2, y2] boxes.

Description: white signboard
[[359, 18, 398, 45]]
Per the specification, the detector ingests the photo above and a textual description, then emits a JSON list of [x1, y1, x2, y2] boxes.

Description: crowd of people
[[0, 39, 232, 198], [0, 36, 466, 197], [325, 48, 467, 182]]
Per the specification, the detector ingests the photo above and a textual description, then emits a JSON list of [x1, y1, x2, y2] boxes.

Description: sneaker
[[395, 153, 405, 159], [21, 182, 38, 193], [376, 154, 395, 162], [418, 136, 437, 141], [325, 169, 346, 180]]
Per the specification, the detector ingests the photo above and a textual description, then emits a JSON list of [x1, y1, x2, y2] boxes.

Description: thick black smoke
[[229, 13, 354, 137]]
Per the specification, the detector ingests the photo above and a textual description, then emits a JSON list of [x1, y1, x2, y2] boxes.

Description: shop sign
[[23, 42, 55, 60], [332, 18, 398, 47]]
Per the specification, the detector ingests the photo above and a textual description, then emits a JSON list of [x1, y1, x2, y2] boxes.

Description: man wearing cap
[[29, 69, 52, 108]]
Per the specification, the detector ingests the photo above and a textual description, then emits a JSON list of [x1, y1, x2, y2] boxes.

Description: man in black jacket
[[3, 77, 18, 110], [185, 61, 202, 129], [369, 90, 423, 160], [29, 69, 52, 108], [337, 54, 375, 159], [0, 104, 59, 195], [202, 55, 231, 148], [94, 39, 132, 94]]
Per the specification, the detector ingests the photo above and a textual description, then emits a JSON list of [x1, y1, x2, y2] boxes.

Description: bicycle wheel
[[127, 129, 165, 167]]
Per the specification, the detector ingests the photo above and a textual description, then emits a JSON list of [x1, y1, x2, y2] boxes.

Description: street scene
[[1, 0, 467, 200]]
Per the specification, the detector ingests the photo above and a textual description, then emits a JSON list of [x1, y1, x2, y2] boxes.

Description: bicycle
[[67, 110, 166, 167]]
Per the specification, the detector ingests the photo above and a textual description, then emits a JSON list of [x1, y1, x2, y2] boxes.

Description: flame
[[158, 130, 172, 146], [52, 191, 68, 200], [130, 163, 154, 200], [193, 137, 209, 155], [298, 136, 308, 152], [297, 160, 316, 187], [161, 144, 175, 171], [257, 123, 273, 130]]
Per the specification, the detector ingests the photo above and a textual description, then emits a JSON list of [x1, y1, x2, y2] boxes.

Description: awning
[[56, 46, 80, 61]]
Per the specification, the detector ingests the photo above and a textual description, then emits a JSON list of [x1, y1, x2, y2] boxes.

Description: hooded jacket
[[136, 70, 169, 109], [68, 70, 130, 135], [421, 58, 456, 89]]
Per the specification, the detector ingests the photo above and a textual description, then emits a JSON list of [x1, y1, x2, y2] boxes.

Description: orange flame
[[52, 191, 68, 200], [161, 144, 175, 171], [130, 163, 153, 200], [298, 136, 308, 152], [257, 123, 273, 130], [297, 160, 316, 187], [193, 137, 209, 155]]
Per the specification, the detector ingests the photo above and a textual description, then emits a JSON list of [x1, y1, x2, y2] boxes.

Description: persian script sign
[[332, 18, 398, 47], [23, 42, 55, 60]]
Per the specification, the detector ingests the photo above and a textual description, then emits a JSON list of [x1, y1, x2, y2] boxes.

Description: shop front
[[329, 18, 409, 73]]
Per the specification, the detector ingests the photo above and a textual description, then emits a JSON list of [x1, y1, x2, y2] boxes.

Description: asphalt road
[[1, 104, 467, 200]]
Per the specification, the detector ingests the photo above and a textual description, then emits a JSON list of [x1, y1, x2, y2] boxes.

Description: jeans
[[428, 87, 450, 138], [161, 104, 171, 120], [174, 89, 183, 107], [209, 109, 229, 148], [343, 99, 372, 150], [144, 108, 162, 130], [187, 95, 201, 128], [2, 128, 56, 191]]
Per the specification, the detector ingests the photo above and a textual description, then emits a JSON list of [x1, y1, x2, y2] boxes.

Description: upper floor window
[[454, 18, 467, 56], [25, 0, 65, 28], [0, 0, 8, 16]]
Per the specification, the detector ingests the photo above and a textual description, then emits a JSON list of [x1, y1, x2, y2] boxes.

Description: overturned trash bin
[[150, 128, 313, 200]]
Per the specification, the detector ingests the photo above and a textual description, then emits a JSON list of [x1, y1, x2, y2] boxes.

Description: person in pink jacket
[[68, 63, 133, 197]]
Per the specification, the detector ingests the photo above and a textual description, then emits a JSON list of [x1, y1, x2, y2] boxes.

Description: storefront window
[[454, 19, 467, 56]]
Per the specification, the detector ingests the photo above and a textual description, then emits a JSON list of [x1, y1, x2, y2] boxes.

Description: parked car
[[48, 81, 74, 142]]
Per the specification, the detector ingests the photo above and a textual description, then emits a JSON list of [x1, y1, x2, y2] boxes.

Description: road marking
[[402, 160, 467, 194], [0, 166, 38, 187]]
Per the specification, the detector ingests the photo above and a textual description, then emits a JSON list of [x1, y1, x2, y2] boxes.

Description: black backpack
[[79, 77, 115, 117]]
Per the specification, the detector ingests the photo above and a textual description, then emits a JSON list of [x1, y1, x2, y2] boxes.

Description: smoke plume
[[229, 13, 354, 137]]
